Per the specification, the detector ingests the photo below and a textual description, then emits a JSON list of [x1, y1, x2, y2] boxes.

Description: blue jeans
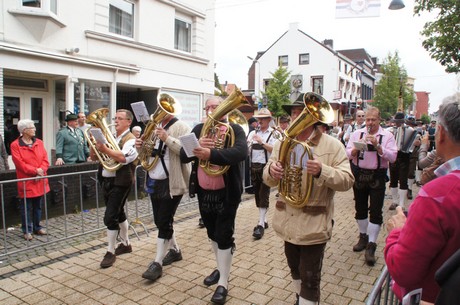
[[19, 196, 44, 234]]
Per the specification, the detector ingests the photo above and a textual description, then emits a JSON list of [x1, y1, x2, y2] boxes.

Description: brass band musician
[[263, 93, 354, 305], [180, 95, 247, 304]]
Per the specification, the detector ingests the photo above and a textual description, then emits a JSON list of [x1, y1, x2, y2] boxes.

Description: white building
[[248, 23, 363, 121], [1, 0, 216, 163]]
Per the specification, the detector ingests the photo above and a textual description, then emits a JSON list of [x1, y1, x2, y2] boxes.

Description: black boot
[[365, 242, 377, 266], [407, 189, 413, 199], [353, 233, 369, 252]]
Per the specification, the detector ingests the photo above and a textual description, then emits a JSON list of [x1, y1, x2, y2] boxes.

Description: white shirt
[[248, 128, 277, 164], [102, 129, 138, 177]]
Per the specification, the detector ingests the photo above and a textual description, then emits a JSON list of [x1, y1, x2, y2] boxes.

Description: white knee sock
[[398, 189, 407, 210], [217, 248, 233, 289], [292, 279, 301, 294], [299, 296, 317, 305], [211, 240, 219, 267], [107, 229, 118, 254], [357, 219, 369, 235], [119, 220, 130, 246], [169, 233, 179, 251], [258, 208, 267, 226], [391, 187, 399, 204], [155, 238, 168, 264], [415, 170, 421, 182], [367, 222, 381, 244], [408, 179, 414, 191]]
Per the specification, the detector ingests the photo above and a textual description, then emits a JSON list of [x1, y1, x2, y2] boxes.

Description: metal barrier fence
[[0, 165, 199, 260], [366, 265, 400, 305]]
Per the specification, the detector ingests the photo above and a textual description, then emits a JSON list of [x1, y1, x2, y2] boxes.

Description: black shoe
[[114, 243, 132, 256], [365, 242, 377, 266], [198, 218, 205, 228], [142, 261, 163, 281], [204, 269, 220, 286], [162, 249, 182, 266], [407, 189, 413, 199], [352, 233, 369, 252], [100, 252, 116, 268], [264, 222, 269, 229], [211, 285, 228, 304], [252, 225, 264, 240]]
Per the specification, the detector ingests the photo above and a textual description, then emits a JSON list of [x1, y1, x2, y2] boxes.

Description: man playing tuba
[[263, 93, 354, 305], [135, 97, 191, 283], [91, 109, 138, 269], [180, 95, 247, 305]]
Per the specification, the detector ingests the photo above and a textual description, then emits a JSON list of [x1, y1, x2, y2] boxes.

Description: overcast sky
[[213, 0, 459, 113]]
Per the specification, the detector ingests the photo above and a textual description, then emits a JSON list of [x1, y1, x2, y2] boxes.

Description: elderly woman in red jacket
[[11, 119, 50, 241]]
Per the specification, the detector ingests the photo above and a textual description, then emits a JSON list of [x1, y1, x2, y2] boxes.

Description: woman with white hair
[[385, 93, 460, 304], [10, 119, 50, 241]]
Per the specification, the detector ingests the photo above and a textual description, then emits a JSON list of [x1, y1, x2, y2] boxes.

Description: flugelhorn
[[199, 88, 249, 176], [138, 93, 182, 171], [278, 92, 334, 208], [85, 108, 122, 172]]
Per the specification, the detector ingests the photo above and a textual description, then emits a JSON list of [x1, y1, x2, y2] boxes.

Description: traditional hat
[[65, 113, 78, 121], [282, 100, 304, 113], [253, 108, 272, 118], [405, 116, 417, 126], [392, 112, 405, 123], [279, 114, 290, 123]]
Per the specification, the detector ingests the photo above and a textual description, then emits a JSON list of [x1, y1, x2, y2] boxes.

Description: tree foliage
[[414, 0, 460, 73], [421, 113, 431, 124], [263, 64, 291, 118], [214, 73, 226, 96], [373, 52, 415, 119]]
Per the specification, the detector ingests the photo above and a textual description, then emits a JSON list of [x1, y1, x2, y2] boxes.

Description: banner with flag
[[336, 0, 381, 19]]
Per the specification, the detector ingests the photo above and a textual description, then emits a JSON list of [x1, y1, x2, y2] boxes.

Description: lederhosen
[[251, 130, 273, 208], [145, 118, 182, 240], [351, 132, 387, 225], [99, 132, 137, 230]]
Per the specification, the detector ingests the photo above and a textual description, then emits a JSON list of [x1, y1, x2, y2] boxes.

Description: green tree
[[263, 64, 291, 118], [414, 0, 460, 73], [373, 52, 415, 119], [421, 113, 431, 124]]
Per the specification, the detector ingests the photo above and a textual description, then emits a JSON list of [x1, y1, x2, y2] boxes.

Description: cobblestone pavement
[[0, 187, 418, 305]]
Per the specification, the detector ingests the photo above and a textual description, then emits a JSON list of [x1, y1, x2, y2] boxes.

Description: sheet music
[[353, 141, 368, 151], [131, 101, 151, 123], [89, 128, 108, 144], [179, 133, 199, 157]]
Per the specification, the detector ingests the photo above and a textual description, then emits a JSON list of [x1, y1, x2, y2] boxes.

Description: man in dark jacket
[[180, 95, 247, 304]]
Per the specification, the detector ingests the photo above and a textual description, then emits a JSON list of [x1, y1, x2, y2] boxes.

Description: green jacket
[[55, 127, 89, 163]]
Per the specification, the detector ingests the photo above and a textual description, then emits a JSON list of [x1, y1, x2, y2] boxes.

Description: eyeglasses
[[204, 105, 219, 111], [25, 126, 36, 130], [357, 115, 365, 118], [112, 117, 130, 121]]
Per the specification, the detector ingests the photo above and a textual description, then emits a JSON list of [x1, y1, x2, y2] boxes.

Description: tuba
[[278, 92, 334, 208], [85, 108, 123, 172], [199, 88, 249, 176], [138, 93, 182, 171]]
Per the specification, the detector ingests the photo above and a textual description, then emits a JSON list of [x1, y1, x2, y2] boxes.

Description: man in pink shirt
[[346, 106, 397, 266]]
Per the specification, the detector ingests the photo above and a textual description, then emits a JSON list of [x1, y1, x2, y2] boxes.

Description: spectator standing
[[77, 112, 91, 132], [0, 133, 9, 171], [131, 126, 142, 138], [55, 113, 90, 165], [343, 110, 366, 144], [385, 93, 460, 303], [11, 119, 50, 241]]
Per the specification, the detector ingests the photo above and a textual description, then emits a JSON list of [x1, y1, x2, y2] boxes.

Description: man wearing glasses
[[90, 109, 138, 268], [343, 110, 366, 145]]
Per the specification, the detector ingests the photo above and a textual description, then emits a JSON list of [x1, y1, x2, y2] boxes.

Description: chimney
[[323, 39, 333, 49]]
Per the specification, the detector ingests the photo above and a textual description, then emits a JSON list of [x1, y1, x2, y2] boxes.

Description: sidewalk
[[0, 187, 409, 305]]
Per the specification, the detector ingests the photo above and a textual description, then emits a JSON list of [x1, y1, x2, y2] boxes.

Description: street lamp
[[247, 56, 260, 100], [389, 0, 405, 10]]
